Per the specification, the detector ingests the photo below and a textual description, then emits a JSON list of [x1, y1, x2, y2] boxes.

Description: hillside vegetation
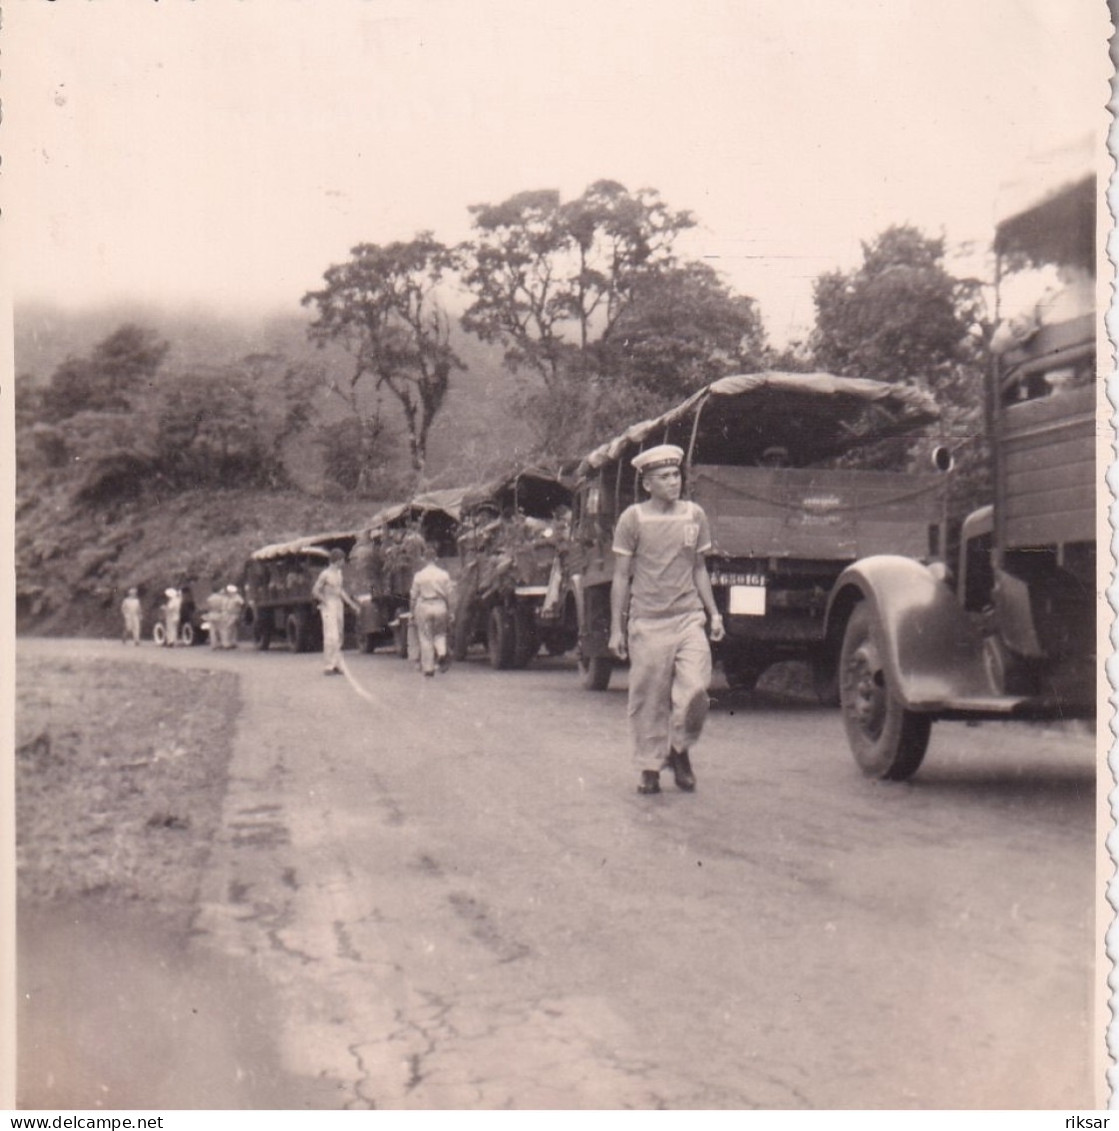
[[14, 302, 532, 638]]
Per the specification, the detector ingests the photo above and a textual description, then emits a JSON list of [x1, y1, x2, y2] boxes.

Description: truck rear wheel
[[286, 609, 312, 653], [579, 653, 612, 691], [839, 602, 930, 780], [487, 606, 515, 670], [512, 605, 539, 669], [179, 622, 196, 647], [253, 617, 272, 651]]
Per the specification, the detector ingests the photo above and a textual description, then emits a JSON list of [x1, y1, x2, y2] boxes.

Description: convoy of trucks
[[236, 139, 1097, 783]]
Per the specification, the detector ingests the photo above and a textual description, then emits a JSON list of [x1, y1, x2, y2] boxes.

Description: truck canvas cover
[[577, 371, 940, 474]]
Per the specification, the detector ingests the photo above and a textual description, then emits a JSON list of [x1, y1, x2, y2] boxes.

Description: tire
[[152, 622, 167, 646], [487, 605, 515, 670], [358, 632, 376, 654], [179, 622, 196, 647], [839, 602, 931, 780], [811, 656, 841, 707], [579, 653, 612, 691], [253, 617, 272, 652], [452, 600, 476, 662], [286, 609, 312, 653], [512, 605, 539, 669], [724, 665, 763, 692]]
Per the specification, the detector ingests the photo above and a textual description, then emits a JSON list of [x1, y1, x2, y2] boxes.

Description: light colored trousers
[[320, 597, 344, 670], [122, 614, 141, 644], [626, 610, 711, 771], [413, 598, 449, 674]]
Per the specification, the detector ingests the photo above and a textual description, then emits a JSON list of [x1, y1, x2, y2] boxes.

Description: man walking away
[[162, 588, 182, 647], [410, 547, 455, 677], [312, 549, 360, 675], [206, 587, 226, 650], [608, 444, 725, 795], [220, 584, 244, 649], [121, 587, 142, 645]]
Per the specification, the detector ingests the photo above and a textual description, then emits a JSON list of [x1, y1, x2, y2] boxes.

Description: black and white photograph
[[4, 0, 1113, 1115]]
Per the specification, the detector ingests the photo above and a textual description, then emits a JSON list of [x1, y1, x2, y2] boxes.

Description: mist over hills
[[15, 299, 536, 485]]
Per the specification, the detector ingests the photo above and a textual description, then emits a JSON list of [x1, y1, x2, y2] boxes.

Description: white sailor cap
[[632, 444, 684, 473]]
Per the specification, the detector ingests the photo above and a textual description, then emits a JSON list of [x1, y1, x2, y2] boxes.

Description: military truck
[[824, 139, 1097, 779], [353, 490, 464, 656], [243, 530, 359, 652], [451, 468, 576, 668], [568, 371, 946, 693]]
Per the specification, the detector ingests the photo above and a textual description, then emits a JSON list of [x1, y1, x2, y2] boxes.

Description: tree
[[809, 224, 991, 518], [811, 226, 979, 384], [460, 180, 696, 391], [460, 180, 768, 455], [40, 323, 169, 421], [303, 233, 464, 482], [594, 261, 767, 398]]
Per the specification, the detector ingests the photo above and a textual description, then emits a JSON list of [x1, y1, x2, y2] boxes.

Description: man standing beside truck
[[312, 548, 361, 675], [608, 444, 725, 795]]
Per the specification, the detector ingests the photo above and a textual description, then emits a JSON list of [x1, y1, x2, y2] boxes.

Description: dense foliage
[[303, 233, 464, 482]]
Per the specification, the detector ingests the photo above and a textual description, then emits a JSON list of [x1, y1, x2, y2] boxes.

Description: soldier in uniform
[[120, 587, 142, 645], [161, 588, 182, 646], [312, 548, 360, 675], [409, 547, 455, 677], [206, 587, 226, 650], [220, 584, 244, 648], [607, 444, 725, 794]]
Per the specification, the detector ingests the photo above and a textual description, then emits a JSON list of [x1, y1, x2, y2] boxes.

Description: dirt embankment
[[16, 486, 389, 639], [16, 655, 240, 919]]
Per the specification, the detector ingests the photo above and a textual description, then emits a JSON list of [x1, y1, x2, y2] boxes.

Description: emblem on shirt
[[683, 522, 699, 547]]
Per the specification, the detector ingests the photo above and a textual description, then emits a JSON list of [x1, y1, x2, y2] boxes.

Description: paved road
[[20, 639, 1103, 1108]]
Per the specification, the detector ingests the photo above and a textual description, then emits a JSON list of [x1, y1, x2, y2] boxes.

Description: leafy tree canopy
[[303, 233, 464, 482], [40, 323, 170, 422], [811, 225, 981, 385]]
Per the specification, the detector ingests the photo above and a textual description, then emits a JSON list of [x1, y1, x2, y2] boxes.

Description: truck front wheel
[[839, 602, 930, 781], [579, 653, 613, 691], [487, 606, 515, 670]]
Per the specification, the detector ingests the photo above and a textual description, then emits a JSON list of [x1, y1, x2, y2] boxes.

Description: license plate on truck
[[728, 584, 766, 616]]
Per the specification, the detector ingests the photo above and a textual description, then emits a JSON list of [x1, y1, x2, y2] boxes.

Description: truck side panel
[[689, 466, 942, 560], [1001, 384, 1094, 548]]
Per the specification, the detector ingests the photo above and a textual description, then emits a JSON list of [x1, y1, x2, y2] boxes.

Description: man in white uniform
[[120, 587, 142, 645], [410, 548, 455, 677], [312, 549, 360, 674], [608, 444, 725, 794]]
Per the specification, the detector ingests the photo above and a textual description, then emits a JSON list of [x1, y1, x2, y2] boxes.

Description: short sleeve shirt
[[612, 500, 712, 619]]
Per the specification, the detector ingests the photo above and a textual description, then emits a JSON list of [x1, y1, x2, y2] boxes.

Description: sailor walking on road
[[312, 548, 360, 675], [608, 444, 725, 794]]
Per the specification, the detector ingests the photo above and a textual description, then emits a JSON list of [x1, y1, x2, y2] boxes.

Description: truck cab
[[826, 138, 1098, 779]]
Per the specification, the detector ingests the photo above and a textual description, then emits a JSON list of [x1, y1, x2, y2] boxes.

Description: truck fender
[[824, 555, 995, 711]]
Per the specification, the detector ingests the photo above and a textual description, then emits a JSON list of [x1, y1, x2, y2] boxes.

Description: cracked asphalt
[[22, 639, 1103, 1109]]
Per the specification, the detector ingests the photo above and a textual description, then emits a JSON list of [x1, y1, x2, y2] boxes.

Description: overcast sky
[[7, 0, 1110, 346]]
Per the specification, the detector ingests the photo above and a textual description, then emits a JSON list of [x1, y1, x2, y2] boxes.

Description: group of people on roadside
[[119, 582, 244, 648]]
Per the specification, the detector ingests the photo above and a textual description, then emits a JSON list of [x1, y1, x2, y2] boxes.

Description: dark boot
[[637, 770, 661, 794], [668, 748, 696, 792]]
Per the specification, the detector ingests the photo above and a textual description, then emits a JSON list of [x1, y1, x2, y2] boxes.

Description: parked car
[[824, 137, 1096, 779], [152, 584, 208, 646]]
